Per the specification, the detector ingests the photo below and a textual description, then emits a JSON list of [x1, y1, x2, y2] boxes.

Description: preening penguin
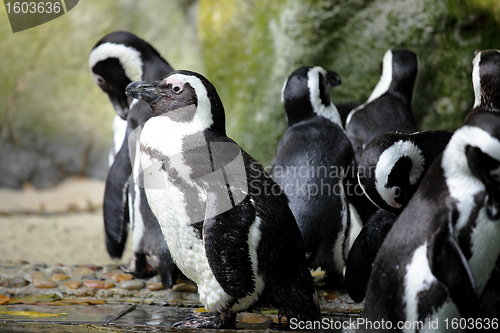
[[126, 70, 319, 328], [345, 48, 418, 163], [271, 66, 357, 286], [361, 111, 500, 331], [90, 31, 179, 288], [89, 31, 175, 162], [346, 130, 451, 302], [358, 130, 452, 214]]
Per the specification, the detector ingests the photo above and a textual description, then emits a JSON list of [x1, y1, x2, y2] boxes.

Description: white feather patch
[[375, 140, 425, 208], [472, 52, 482, 109], [89, 42, 143, 82], [403, 243, 437, 331], [307, 66, 343, 128]]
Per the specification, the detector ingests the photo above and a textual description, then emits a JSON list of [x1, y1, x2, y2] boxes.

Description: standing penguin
[[126, 70, 320, 328], [361, 111, 500, 331], [89, 31, 179, 287], [345, 48, 418, 163], [270, 66, 357, 286], [468, 49, 500, 116], [346, 130, 452, 302]]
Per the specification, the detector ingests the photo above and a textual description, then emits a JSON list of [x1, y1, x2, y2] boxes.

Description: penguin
[[89, 31, 179, 288], [89, 31, 174, 164], [336, 101, 362, 128], [270, 66, 360, 286], [345, 48, 419, 163], [125, 70, 320, 328], [345, 130, 452, 302], [361, 111, 500, 331], [357, 130, 453, 214], [467, 49, 500, 116]]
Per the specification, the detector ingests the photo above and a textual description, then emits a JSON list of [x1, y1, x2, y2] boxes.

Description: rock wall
[[198, 0, 500, 166], [1, 0, 499, 188]]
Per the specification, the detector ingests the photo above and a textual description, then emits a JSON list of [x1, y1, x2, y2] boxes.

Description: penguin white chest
[[139, 117, 237, 312]]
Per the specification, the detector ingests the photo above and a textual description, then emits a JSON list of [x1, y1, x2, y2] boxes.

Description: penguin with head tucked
[[89, 31, 179, 288], [126, 70, 319, 328], [358, 130, 453, 214], [361, 111, 500, 330], [346, 130, 452, 302], [345, 48, 419, 163], [360, 53, 500, 328], [271, 66, 374, 286]]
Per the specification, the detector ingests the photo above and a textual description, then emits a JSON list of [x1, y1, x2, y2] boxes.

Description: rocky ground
[[0, 177, 363, 332]]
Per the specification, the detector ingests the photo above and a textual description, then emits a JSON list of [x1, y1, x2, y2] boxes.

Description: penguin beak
[[326, 70, 342, 87], [125, 81, 162, 104]]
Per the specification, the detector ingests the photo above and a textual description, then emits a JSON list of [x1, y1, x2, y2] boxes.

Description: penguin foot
[[120, 254, 158, 279], [173, 311, 236, 329]]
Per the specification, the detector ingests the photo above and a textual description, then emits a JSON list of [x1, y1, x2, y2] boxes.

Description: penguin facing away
[[345, 48, 418, 163], [358, 130, 453, 214], [125, 70, 319, 328], [271, 66, 355, 286], [468, 49, 500, 116], [89, 31, 179, 288], [361, 111, 500, 331]]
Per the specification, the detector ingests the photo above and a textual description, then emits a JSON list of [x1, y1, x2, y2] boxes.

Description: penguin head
[[471, 50, 500, 112], [125, 70, 226, 134], [461, 112, 500, 220], [358, 134, 425, 213], [89, 31, 172, 120], [281, 66, 342, 126], [367, 49, 418, 104]]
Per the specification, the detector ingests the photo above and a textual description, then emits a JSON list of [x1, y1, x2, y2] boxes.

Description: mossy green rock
[[198, 0, 500, 166], [0, 0, 202, 188]]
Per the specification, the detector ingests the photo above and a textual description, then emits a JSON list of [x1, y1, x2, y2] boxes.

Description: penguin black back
[[469, 49, 500, 115], [345, 48, 418, 162]]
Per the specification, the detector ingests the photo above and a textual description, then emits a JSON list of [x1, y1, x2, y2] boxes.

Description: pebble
[[11, 277, 30, 288], [83, 280, 114, 289], [0, 295, 11, 304], [72, 267, 95, 279], [172, 283, 197, 293], [111, 273, 134, 283], [119, 280, 145, 290], [32, 274, 59, 289], [50, 268, 66, 276], [51, 274, 70, 282], [146, 282, 165, 291], [323, 291, 342, 303], [62, 280, 83, 289]]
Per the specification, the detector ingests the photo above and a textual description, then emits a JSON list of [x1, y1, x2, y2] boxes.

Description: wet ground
[[0, 179, 363, 332]]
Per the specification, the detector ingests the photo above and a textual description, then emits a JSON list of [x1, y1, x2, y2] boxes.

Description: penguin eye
[[94, 75, 105, 86], [392, 187, 401, 198], [172, 84, 183, 94]]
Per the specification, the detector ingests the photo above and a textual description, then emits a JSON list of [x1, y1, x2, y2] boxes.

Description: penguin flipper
[[103, 136, 132, 259], [429, 211, 479, 318], [203, 191, 256, 299], [345, 209, 397, 302]]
